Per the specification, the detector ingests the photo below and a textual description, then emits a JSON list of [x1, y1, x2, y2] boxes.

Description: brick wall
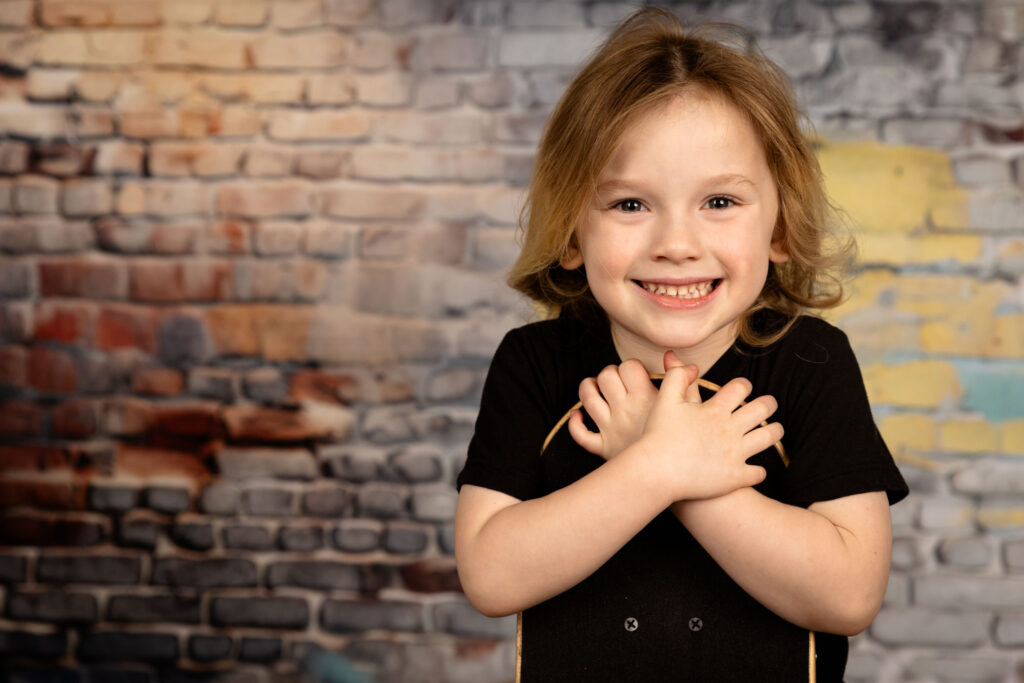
[[0, 1, 1022, 681]]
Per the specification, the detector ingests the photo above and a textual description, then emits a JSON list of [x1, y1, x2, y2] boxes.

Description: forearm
[[456, 444, 675, 617], [670, 488, 892, 635]]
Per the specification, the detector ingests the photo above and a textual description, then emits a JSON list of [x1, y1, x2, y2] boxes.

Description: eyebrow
[[595, 173, 758, 194]]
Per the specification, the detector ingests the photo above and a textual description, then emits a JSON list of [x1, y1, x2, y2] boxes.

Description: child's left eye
[[613, 198, 647, 213], [704, 196, 735, 210]]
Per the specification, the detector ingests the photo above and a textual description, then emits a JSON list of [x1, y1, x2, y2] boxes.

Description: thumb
[[664, 351, 701, 403]]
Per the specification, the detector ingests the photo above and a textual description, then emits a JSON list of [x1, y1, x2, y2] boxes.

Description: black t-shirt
[[458, 309, 908, 682]]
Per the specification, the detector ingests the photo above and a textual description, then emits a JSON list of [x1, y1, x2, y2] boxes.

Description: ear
[[769, 239, 789, 264], [559, 243, 584, 269]]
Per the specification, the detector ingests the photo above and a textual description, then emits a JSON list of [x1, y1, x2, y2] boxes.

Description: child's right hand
[[639, 350, 778, 501]]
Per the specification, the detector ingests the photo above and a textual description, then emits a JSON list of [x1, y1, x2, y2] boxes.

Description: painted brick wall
[[0, 1, 1022, 682]]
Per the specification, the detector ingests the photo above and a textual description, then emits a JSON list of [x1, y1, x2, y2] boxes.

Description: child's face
[[562, 92, 788, 372]]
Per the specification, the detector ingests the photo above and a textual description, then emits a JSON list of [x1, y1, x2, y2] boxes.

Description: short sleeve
[[776, 322, 909, 508], [457, 328, 552, 501]]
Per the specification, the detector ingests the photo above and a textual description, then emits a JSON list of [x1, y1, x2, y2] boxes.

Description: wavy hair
[[507, 7, 851, 345]]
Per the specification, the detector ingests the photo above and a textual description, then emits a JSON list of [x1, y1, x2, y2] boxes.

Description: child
[[455, 8, 908, 682]]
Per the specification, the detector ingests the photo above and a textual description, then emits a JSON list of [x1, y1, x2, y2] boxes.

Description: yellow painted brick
[[976, 508, 1024, 531], [1000, 420, 1024, 455], [855, 233, 982, 266], [938, 419, 998, 453], [990, 315, 1024, 358], [829, 270, 899, 320], [862, 360, 963, 408], [817, 141, 968, 233], [879, 413, 936, 454], [922, 313, 1024, 358]]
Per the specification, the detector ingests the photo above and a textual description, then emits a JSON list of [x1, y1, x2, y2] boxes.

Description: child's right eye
[[614, 198, 646, 213]]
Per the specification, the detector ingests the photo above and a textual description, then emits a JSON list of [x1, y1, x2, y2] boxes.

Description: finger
[[738, 464, 767, 489], [596, 365, 627, 406], [567, 409, 604, 455], [732, 394, 778, 433], [706, 376, 753, 411], [683, 365, 701, 404], [657, 363, 689, 403], [741, 421, 785, 456], [579, 378, 611, 426], [619, 359, 655, 396], [663, 349, 686, 371]]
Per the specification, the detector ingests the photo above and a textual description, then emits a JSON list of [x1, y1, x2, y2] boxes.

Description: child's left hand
[[568, 359, 683, 460]]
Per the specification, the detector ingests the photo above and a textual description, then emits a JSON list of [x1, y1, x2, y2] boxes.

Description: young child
[[455, 8, 908, 682]]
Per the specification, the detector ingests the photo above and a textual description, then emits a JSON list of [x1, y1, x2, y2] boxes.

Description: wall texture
[[0, 0, 1023, 681]]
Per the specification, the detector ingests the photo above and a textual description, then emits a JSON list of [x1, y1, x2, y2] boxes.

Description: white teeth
[[641, 280, 714, 299]]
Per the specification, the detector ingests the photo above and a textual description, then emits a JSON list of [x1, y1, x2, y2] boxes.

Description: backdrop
[[1, 0, 1023, 681]]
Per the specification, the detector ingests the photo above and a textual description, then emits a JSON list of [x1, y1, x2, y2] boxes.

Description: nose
[[651, 211, 702, 263]]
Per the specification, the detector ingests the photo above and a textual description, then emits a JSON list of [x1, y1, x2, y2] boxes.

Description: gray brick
[[995, 615, 1024, 646], [357, 482, 409, 519], [278, 525, 324, 552], [210, 597, 309, 630], [81, 668, 152, 683], [77, 631, 178, 663], [906, 654, 1009, 682], [871, 607, 990, 647], [7, 591, 97, 623], [302, 485, 351, 517], [432, 600, 516, 638], [238, 637, 281, 662], [321, 599, 424, 634], [917, 496, 976, 534], [0, 260, 32, 297], [1005, 539, 1024, 571], [437, 523, 455, 555], [2, 667, 81, 683], [0, 630, 68, 659], [152, 558, 257, 588], [222, 524, 274, 550], [188, 367, 236, 401], [218, 447, 318, 481], [937, 537, 993, 569], [324, 446, 386, 482], [0, 555, 27, 583], [390, 445, 444, 482], [107, 595, 201, 624], [199, 482, 239, 515], [883, 574, 911, 607], [955, 154, 1012, 186], [36, 556, 141, 585], [117, 519, 161, 550], [410, 483, 456, 523], [188, 635, 233, 662], [144, 486, 191, 514], [383, 521, 429, 555], [243, 366, 288, 403], [333, 519, 383, 553], [158, 312, 213, 366], [170, 522, 215, 551], [242, 487, 295, 516], [87, 484, 140, 512], [952, 459, 1024, 496], [915, 576, 1024, 610], [267, 561, 361, 591]]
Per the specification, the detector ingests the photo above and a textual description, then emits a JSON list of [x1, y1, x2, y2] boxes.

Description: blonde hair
[[508, 7, 850, 345]]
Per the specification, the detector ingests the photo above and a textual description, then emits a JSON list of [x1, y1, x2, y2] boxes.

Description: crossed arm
[[454, 357, 893, 635]]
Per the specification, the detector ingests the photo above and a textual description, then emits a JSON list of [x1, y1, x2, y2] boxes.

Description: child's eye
[[613, 198, 647, 213], [704, 196, 736, 210]]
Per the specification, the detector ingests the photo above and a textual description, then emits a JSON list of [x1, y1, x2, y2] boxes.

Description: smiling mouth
[[636, 279, 719, 299]]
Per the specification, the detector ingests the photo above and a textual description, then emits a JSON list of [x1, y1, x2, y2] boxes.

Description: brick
[[199, 482, 239, 515], [917, 576, 1024, 610], [254, 221, 302, 256], [0, 475, 77, 509], [149, 143, 244, 178], [158, 311, 213, 365], [862, 360, 962, 408], [14, 175, 59, 214], [870, 607, 990, 647], [325, 0, 375, 26], [0, 141, 30, 174], [215, 0, 267, 25], [252, 31, 347, 69], [242, 366, 287, 403], [239, 637, 281, 663], [210, 596, 309, 630], [149, 29, 248, 68], [380, 112, 485, 145], [170, 522, 215, 551], [242, 487, 295, 516], [96, 305, 157, 351], [223, 524, 273, 550], [267, 561, 360, 591], [305, 73, 356, 105], [995, 615, 1024, 646], [0, 555, 28, 582], [498, 29, 603, 67], [224, 402, 354, 442], [216, 181, 313, 218], [0, 515, 104, 546], [952, 460, 1024, 496], [131, 367, 185, 397], [244, 145, 294, 177], [51, 399, 97, 437], [78, 631, 178, 663], [907, 655, 1010, 682], [30, 142, 96, 177], [270, 0, 322, 28], [188, 635, 233, 663], [0, 259, 31, 298], [0, 630, 67, 659], [40, 0, 161, 26], [187, 367, 235, 401], [27, 346, 76, 394], [116, 518, 160, 550], [216, 447, 318, 480], [37, 555, 141, 585], [0, 103, 71, 140], [410, 483, 457, 523], [937, 537, 993, 569], [955, 154, 1012, 186], [26, 68, 78, 101], [117, 181, 208, 217], [322, 599, 424, 634], [151, 401, 223, 439], [0, 400, 44, 437], [5, 218, 94, 253], [87, 484, 139, 512], [266, 110, 370, 142], [355, 72, 412, 107], [303, 485, 352, 517], [107, 595, 201, 624], [401, 559, 460, 593], [295, 149, 348, 179], [383, 521, 429, 555], [277, 524, 323, 552], [432, 600, 516, 638], [7, 591, 98, 623], [0, 0, 33, 28], [76, 71, 126, 103], [357, 482, 409, 519], [333, 519, 383, 553], [918, 495, 975, 533], [152, 558, 257, 588]]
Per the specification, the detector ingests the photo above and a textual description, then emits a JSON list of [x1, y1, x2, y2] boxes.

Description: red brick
[[216, 0, 268, 26], [0, 400, 44, 436], [0, 140, 30, 174], [34, 301, 95, 345], [70, 104, 115, 137], [29, 143, 96, 177], [94, 217, 200, 255], [95, 305, 158, 352], [222, 402, 354, 442], [208, 219, 253, 254], [39, 0, 161, 27], [205, 305, 311, 360], [251, 31, 347, 69], [94, 140, 144, 174], [131, 367, 185, 396], [0, 1, 32, 28], [118, 108, 177, 139], [0, 303, 34, 343], [103, 396, 154, 436], [149, 29, 250, 69], [0, 345, 28, 388], [38, 257, 127, 299], [267, 109, 369, 142], [52, 399, 99, 438], [14, 175, 59, 214], [129, 259, 233, 302], [152, 401, 224, 438], [117, 181, 208, 217], [289, 370, 359, 405], [320, 182, 426, 220], [0, 475, 77, 509], [28, 346, 77, 394], [115, 444, 210, 491], [60, 178, 113, 216], [401, 559, 461, 593], [215, 181, 314, 218], [0, 444, 68, 472], [149, 142, 244, 178]]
